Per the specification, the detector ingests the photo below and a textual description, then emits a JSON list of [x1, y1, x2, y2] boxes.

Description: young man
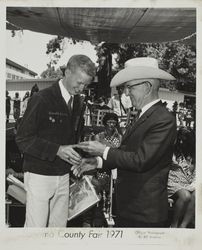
[[16, 55, 96, 227]]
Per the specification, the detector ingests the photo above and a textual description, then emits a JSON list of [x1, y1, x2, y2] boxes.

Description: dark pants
[[115, 216, 167, 228], [13, 107, 20, 121], [6, 107, 10, 123]]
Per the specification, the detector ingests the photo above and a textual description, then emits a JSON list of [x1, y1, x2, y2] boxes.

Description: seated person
[[167, 127, 195, 228], [82, 113, 122, 227], [95, 112, 122, 148]]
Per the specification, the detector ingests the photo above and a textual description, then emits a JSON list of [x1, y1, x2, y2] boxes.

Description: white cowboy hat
[[110, 57, 176, 87]]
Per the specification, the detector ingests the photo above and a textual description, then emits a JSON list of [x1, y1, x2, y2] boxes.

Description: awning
[[7, 7, 196, 44]]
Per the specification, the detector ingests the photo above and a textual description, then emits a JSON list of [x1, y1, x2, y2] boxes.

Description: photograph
[[1, 1, 202, 250], [68, 176, 100, 221]]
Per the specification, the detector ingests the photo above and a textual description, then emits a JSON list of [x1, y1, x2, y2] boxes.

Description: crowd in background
[[6, 84, 39, 123], [6, 84, 195, 131]]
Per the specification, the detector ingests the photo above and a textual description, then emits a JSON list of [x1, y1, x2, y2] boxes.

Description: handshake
[[56, 141, 107, 177]]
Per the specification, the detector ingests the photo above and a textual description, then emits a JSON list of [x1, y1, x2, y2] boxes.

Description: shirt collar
[[59, 79, 72, 105], [139, 99, 160, 118]]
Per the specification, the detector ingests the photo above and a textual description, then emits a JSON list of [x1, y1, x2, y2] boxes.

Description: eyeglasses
[[106, 121, 117, 125], [126, 81, 152, 91]]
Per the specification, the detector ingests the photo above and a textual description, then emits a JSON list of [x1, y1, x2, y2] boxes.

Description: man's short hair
[[66, 55, 96, 78], [144, 78, 160, 92]]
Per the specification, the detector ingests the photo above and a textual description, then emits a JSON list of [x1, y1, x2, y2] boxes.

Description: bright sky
[[6, 30, 98, 76]]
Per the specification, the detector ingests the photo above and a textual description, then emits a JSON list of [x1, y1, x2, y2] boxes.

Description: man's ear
[[143, 82, 151, 97], [65, 68, 71, 77]]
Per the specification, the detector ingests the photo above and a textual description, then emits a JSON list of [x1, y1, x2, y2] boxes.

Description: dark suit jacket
[[16, 82, 83, 176], [103, 101, 176, 223]]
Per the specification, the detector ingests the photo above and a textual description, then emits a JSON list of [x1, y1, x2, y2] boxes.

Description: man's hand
[[75, 141, 106, 156], [71, 157, 98, 177], [57, 145, 82, 165]]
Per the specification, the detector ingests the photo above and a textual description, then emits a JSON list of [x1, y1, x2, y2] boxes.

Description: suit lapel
[[122, 101, 163, 143], [122, 116, 147, 142]]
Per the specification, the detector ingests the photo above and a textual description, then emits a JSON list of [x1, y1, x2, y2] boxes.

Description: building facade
[[6, 58, 37, 80]]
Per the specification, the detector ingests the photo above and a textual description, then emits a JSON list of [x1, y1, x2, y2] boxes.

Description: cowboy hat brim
[[110, 66, 176, 87]]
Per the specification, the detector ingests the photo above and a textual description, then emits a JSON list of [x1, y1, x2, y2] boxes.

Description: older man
[[73, 57, 177, 227], [16, 55, 96, 227]]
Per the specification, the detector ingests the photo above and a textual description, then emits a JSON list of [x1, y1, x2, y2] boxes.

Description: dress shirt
[[59, 79, 73, 107], [139, 99, 160, 118]]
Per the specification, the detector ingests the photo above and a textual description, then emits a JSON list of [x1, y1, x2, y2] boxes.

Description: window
[[7, 73, 12, 79]]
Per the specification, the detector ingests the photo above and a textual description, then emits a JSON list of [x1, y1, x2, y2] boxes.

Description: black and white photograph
[[1, 0, 202, 250]]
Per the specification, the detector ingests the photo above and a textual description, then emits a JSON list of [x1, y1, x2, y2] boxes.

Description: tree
[[44, 36, 196, 95], [46, 36, 84, 66], [40, 63, 63, 79], [95, 42, 196, 93], [162, 43, 196, 92], [95, 43, 119, 97]]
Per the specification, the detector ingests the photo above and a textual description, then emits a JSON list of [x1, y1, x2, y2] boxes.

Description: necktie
[[131, 109, 142, 125], [67, 96, 73, 113], [123, 109, 142, 137], [136, 109, 142, 119]]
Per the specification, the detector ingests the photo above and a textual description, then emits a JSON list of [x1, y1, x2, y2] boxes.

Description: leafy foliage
[[46, 36, 84, 65], [46, 36, 64, 54], [44, 36, 196, 93], [95, 42, 196, 93], [41, 36, 85, 78], [40, 63, 63, 79]]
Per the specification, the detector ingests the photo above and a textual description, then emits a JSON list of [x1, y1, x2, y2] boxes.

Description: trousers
[[24, 172, 69, 227]]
